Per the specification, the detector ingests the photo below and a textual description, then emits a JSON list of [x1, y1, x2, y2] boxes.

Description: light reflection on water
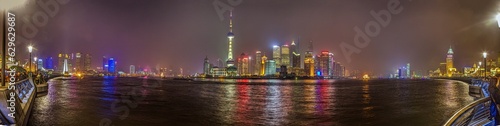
[[29, 78, 473, 125]]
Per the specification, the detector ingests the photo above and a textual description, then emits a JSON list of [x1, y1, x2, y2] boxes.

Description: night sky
[[7, 0, 500, 75]]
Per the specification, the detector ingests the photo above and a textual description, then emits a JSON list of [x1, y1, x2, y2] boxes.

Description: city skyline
[[1, 1, 500, 125], [7, 0, 500, 75]]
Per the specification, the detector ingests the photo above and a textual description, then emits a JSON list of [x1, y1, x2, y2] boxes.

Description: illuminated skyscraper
[[108, 58, 116, 73], [130, 65, 136, 74], [318, 51, 330, 77], [291, 41, 301, 68], [84, 54, 92, 71], [226, 10, 235, 67], [304, 51, 315, 77], [281, 45, 290, 67], [58, 53, 69, 73], [254, 51, 262, 75], [75, 53, 83, 72], [45, 57, 54, 69], [37, 59, 43, 70], [407, 63, 411, 78], [237, 53, 250, 76], [58, 54, 63, 72], [273, 45, 281, 68], [265, 60, 276, 76], [63, 59, 69, 74], [260, 55, 267, 76], [446, 46, 454, 76], [328, 53, 334, 76]]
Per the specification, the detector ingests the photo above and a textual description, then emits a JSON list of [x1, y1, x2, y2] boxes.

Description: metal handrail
[[444, 97, 490, 126]]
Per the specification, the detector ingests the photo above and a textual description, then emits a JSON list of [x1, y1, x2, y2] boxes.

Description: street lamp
[[28, 45, 33, 73], [483, 52, 487, 78]]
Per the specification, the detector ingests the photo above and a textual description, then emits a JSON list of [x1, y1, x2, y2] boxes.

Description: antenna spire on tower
[[229, 10, 233, 33]]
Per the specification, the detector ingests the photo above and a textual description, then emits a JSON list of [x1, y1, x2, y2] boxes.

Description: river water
[[28, 77, 473, 126]]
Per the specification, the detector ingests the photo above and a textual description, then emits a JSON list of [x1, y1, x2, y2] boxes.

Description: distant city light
[[363, 74, 370, 80]]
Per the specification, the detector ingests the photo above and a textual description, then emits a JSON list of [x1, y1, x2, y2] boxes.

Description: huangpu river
[[28, 77, 473, 125]]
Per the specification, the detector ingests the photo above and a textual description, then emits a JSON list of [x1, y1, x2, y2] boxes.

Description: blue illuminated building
[[45, 57, 54, 69], [108, 58, 116, 73]]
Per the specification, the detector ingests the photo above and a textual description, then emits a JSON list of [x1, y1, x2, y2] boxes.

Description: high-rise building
[[58, 54, 63, 72], [58, 53, 69, 73], [108, 58, 116, 73], [446, 46, 454, 76], [291, 41, 301, 68], [328, 53, 334, 77], [226, 10, 235, 67], [333, 62, 344, 77], [37, 59, 43, 70], [317, 51, 330, 77], [102, 56, 108, 73], [237, 53, 250, 76], [84, 54, 92, 71], [203, 56, 211, 75], [260, 55, 267, 76], [63, 59, 69, 74], [265, 60, 276, 76], [304, 51, 315, 77], [254, 51, 262, 75], [281, 45, 290, 67], [398, 68, 402, 78], [400, 66, 408, 78], [407, 63, 411, 78], [130, 65, 136, 74], [75, 53, 83, 72], [273, 45, 281, 68], [45, 57, 54, 69]]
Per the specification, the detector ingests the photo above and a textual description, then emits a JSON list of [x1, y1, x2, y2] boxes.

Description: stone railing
[[0, 74, 36, 126]]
